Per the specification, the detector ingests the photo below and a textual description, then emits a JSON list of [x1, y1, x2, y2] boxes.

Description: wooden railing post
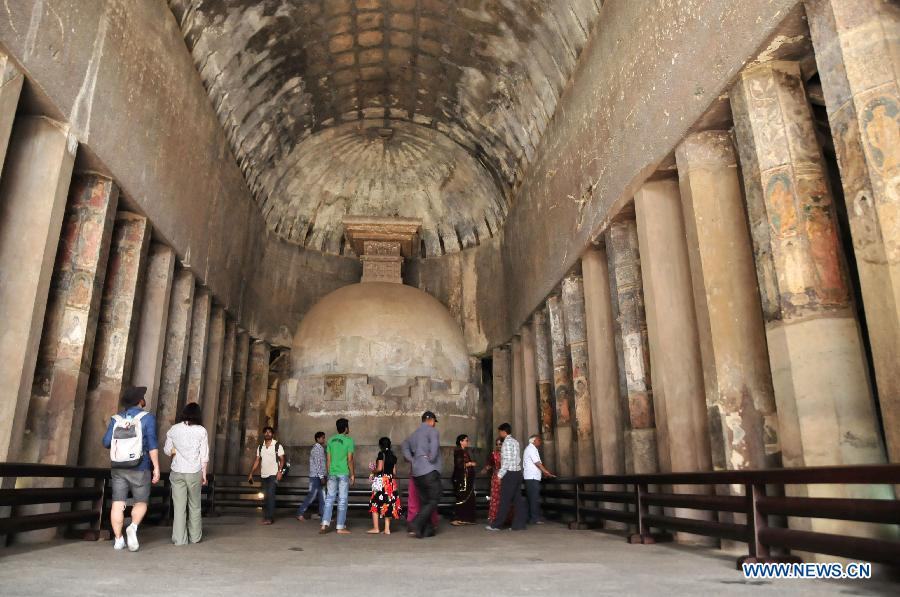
[[629, 483, 648, 543], [576, 481, 582, 527], [629, 482, 671, 544], [745, 483, 768, 562], [90, 474, 106, 540], [208, 475, 217, 517], [736, 482, 802, 568], [164, 476, 173, 525], [569, 480, 585, 530]]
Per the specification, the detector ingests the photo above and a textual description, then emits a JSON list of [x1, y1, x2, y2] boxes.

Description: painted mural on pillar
[[861, 95, 900, 179], [552, 365, 573, 427], [570, 344, 593, 439], [538, 382, 554, 436]]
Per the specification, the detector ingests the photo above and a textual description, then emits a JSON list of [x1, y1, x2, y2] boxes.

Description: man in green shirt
[[319, 418, 355, 534]]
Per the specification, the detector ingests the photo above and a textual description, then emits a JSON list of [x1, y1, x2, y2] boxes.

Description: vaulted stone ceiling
[[169, 0, 602, 257]]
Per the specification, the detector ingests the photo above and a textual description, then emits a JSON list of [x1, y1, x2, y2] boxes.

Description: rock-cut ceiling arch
[[169, 0, 602, 257]]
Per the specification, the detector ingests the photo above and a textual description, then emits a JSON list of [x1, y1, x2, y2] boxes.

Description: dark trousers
[[412, 470, 441, 537], [297, 476, 325, 516], [492, 470, 527, 530], [262, 476, 278, 521], [524, 479, 543, 523]]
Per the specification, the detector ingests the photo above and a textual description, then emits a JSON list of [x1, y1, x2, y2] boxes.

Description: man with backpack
[[247, 426, 286, 525], [102, 386, 160, 552]]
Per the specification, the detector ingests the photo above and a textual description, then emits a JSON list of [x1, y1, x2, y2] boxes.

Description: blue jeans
[[297, 476, 326, 517], [321, 475, 350, 529], [261, 476, 277, 522]]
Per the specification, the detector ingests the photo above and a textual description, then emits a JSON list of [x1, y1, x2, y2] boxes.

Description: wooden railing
[[540, 464, 900, 567], [0, 463, 214, 542], [1, 464, 492, 543], [217, 474, 492, 514]]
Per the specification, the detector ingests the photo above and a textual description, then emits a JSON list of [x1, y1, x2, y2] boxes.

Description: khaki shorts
[[111, 468, 152, 503]]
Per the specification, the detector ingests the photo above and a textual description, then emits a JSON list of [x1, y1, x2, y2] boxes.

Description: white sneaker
[[113, 536, 126, 550], [126, 523, 139, 552]]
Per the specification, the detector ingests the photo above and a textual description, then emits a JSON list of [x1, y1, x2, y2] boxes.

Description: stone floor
[[0, 514, 895, 596]]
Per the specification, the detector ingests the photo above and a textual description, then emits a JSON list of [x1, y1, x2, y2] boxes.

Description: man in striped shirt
[[296, 431, 327, 521], [486, 423, 528, 531]]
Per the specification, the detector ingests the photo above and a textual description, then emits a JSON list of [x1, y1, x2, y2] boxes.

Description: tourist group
[[102, 386, 556, 550]]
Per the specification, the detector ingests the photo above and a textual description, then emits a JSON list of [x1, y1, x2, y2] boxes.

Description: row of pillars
[[0, 54, 280, 478], [493, 0, 899, 531]]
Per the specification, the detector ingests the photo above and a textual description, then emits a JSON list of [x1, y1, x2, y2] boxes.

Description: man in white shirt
[[247, 426, 286, 525], [523, 435, 556, 525], [485, 423, 528, 531]]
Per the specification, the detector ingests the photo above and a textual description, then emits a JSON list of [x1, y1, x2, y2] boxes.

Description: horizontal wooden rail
[[0, 509, 98, 535], [580, 506, 636, 524], [0, 463, 109, 479], [579, 490, 634, 504], [0, 487, 102, 507], [550, 463, 900, 487], [643, 492, 745, 513], [642, 514, 748, 543], [758, 527, 900, 566], [757, 495, 900, 524], [541, 464, 900, 568]]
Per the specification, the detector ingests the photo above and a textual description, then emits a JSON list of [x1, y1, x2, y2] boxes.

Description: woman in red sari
[[481, 437, 507, 523]]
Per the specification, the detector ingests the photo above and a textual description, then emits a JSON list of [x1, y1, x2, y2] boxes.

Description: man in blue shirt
[[102, 386, 160, 552]]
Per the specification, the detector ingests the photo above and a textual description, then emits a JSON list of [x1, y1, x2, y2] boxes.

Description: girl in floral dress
[[368, 437, 401, 534]]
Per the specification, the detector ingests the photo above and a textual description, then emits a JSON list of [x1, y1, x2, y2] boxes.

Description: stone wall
[[279, 373, 479, 477]]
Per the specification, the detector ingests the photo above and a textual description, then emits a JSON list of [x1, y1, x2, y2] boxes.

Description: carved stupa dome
[[292, 282, 469, 381]]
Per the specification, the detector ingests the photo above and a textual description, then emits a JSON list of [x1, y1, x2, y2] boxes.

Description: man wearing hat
[[102, 386, 160, 552], [401, 411, 442, 538]]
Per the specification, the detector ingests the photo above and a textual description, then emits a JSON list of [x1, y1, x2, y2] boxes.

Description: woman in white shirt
[[163, 402, 209, 545]]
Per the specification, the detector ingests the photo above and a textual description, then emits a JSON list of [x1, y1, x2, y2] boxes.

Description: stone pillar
[[0, 53, 23, 173], [471, 356, 490, 450], [561, 275, 598, 477], [521, 322, 540, 439], [0, 117, 76, 461], [185, 288, 212, 403], [215, 318, 237, 475], [532, 310, 557, 469], [241, 340, 270, 472], [635, 178, 715, 543], [155, 268, 196, 460], [546, 295, 575, 477], [226, 330, 250, 474], [265, 348, 287, 430], [20, 176, 119, 466], [731, 63, 890, 511], [634, 179, 712, 474], [201, 305, 226, 465], [676, 131, 780, 471], [582, 247, 624, 475], [131, 244, 176, 413], [510, 334, 525, 443], [606, 220, 658, 474], [78, 213, 151, 467], [807, 0, 900, 463], [492, 346, 513, 430]]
